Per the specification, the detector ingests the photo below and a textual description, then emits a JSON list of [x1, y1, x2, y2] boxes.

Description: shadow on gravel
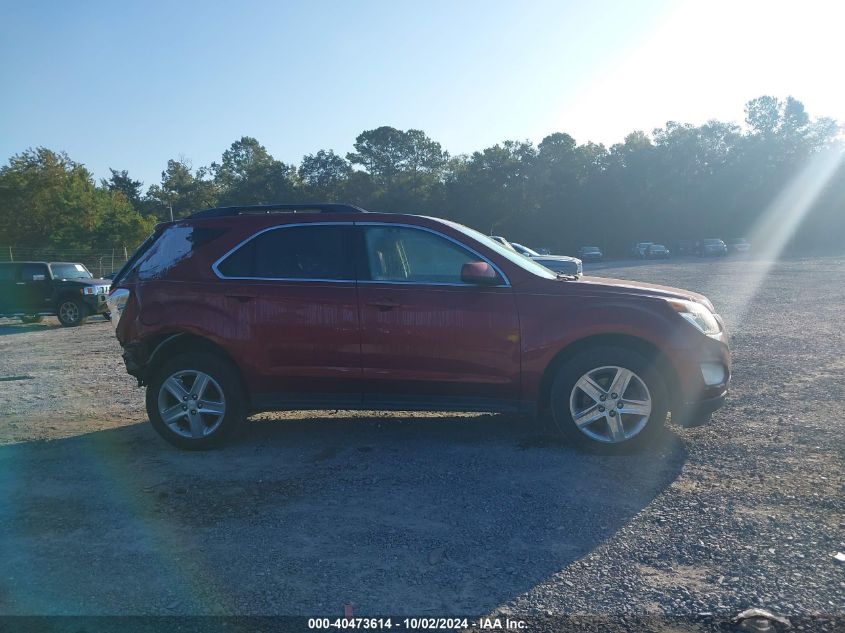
[[0, 322, 60, 336], [0, 316, 110, 336], [0, 414, 687, 615]]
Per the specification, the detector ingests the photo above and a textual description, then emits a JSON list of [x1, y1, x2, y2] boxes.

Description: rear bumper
[[120, 342, 149, 384]]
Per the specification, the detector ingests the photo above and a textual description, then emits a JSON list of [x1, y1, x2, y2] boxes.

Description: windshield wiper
[[555, 272, 578, 281]]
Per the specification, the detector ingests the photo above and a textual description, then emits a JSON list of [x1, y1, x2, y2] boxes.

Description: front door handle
[[225, 294, 254, 303], [366, 299, 401, 311]]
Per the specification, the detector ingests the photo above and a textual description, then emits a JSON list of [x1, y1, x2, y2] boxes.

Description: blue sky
[[1, 0, 842, 188]]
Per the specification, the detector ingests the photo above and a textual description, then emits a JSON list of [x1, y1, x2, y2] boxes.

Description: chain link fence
[[0, 246, 131, 278]]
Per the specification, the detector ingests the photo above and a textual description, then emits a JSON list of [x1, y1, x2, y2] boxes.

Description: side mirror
[[461, 261, 499, 285]]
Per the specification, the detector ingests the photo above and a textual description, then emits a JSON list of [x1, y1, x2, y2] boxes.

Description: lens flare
[[722, 146, 844, 325]]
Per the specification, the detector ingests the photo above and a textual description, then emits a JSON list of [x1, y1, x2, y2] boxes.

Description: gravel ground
[[0, 256, 843, 631]]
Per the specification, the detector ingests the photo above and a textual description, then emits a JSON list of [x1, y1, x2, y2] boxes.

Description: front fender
[[517, 293, 689, 402]]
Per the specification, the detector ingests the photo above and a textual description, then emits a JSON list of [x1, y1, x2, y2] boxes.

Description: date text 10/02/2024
[[307, 617, 527, 630]]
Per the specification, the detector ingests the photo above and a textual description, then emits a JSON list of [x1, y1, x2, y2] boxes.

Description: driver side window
[[361, 225, 492, 285]]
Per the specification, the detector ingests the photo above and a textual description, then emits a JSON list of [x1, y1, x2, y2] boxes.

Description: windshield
[[510, 242, 540, 257], [583, 246, 600, 253], [439, 220, 557, 280], [50, 263, 93, 279]]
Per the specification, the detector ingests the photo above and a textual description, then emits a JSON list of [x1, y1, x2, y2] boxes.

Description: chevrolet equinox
[[107, 203, 730, 451]]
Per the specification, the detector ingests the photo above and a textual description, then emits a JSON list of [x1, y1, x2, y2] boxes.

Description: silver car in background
[[490, 237, 582, 277]]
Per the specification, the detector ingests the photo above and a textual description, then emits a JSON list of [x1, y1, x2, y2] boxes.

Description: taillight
[[106, 288, 131, 334]]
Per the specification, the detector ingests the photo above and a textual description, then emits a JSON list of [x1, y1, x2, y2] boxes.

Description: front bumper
[[668, 324, 730, 426], [82, 293, 110, 314], [676, 391, 727, 426]]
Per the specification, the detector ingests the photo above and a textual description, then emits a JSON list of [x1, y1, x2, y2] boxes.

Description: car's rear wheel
[[20, 315, 43, 324], [550, 346, 668, 452], [146, 352, 246, 450], [57, 299, 87, 327]]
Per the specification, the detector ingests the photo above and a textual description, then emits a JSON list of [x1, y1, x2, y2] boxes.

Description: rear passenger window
[[217, 225, 353, 280]]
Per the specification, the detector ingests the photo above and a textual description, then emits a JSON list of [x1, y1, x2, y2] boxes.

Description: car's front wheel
[[146, 352, 246, 450], [550, 346, 668, 452], [57, 299, 87, 327]]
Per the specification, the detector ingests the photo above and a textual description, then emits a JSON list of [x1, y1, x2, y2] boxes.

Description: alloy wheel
[[157, 370, 227, 439], [569, 365, 652, 443], [59, 301, 80, 324]]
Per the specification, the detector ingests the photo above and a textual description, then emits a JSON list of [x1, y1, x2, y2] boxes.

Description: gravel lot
[[0, 256, 843, 630]]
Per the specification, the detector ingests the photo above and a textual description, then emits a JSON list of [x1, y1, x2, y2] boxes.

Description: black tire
[[20, 315, 43, 324], [57, 298, 88, 327], [549, 346, 669, 453], [146, 352, 246, 450]]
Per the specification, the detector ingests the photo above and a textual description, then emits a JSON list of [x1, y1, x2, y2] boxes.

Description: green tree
[[445, 140, 536, 235], [347, 127, 447, 189], [298, 150, 351, 200], [102, 168, 144, 210], [146, 158, 218, 219], [0, 148, 155, 250], [212, 136, 297, 206]]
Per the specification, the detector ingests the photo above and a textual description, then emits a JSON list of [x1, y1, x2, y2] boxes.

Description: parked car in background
[[675, 240, 697, 256], [508, 241, 583, 277], [631, 242, 654, 259], [646, 244, 671, 259], [108, 203, 730, 451], [698, 239, 728, 257], [577, 246, 603, 262], [727, 238, 751, 254], [0, 261, 111, 326], [489, 235, 515, 250]]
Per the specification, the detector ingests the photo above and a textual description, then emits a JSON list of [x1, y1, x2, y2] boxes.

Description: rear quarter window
[[124, 224, 227, 282]]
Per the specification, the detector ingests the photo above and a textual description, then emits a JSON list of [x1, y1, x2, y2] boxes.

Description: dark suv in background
[[0, 261, 111, 326], [108, 203, 730, 451]]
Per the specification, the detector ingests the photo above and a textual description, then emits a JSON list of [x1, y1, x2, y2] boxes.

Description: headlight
[[83, 285, 110, 295], [667, 299, 721, 336]]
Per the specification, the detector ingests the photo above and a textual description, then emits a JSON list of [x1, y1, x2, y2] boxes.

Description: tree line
[[0, 95, 842, 257]]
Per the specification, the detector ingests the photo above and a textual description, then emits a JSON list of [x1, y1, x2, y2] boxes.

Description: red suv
[[107, 203, 730, 451]]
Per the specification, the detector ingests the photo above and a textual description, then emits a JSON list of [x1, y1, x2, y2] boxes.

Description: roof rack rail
[[188, 203, 368, 219]]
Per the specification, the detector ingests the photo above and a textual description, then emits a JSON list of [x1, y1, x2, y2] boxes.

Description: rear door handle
[[366, 299, 401, 311]]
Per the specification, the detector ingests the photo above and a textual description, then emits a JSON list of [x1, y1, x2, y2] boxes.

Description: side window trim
[[354, 222, 511, 288], [211, 222, 356, 282]]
